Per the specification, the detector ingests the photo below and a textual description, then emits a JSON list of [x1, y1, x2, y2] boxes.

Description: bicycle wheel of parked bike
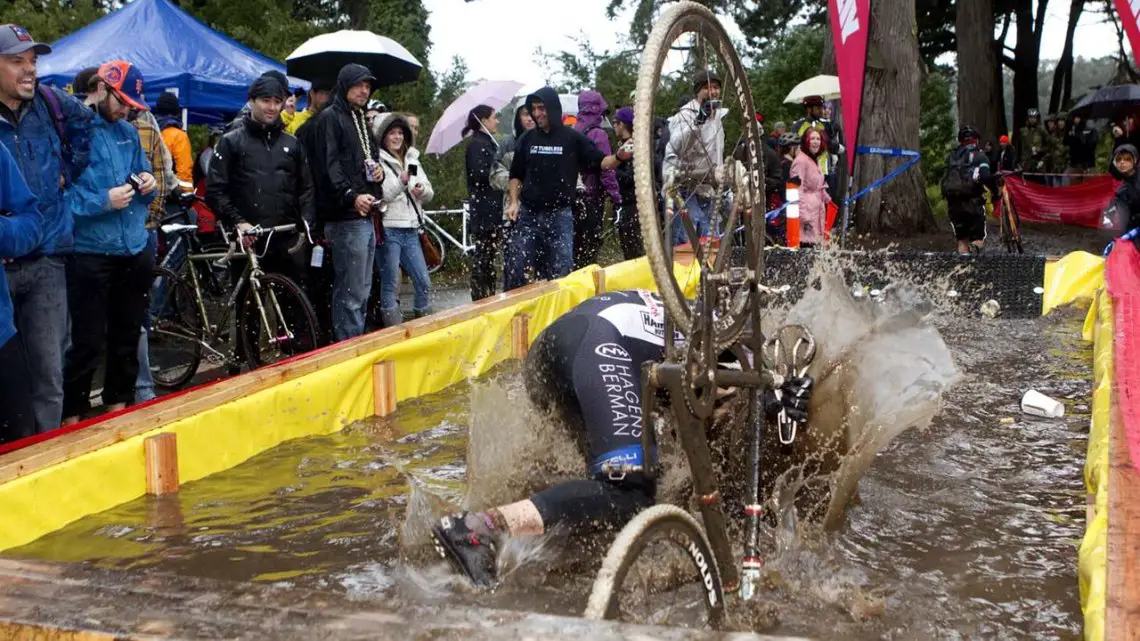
[[1000, 186, 1023, 254], [238, 273, 320, 370], [147, 266, 203, 389], [584, 504, 726, 629], [634, 1, 765, 344]]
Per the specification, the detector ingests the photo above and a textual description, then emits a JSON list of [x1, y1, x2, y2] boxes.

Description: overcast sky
[[423, 0, 1121, 90]]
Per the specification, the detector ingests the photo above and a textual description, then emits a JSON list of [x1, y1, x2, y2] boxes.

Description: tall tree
[[1048, 0, 1086, 112], [851, 0, 936, 233], [1001, 0, 1050, 136], [957, 0, 1003, 143]]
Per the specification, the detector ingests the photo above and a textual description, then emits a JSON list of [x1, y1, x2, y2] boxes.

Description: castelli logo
[[837, 0, 862, 43]]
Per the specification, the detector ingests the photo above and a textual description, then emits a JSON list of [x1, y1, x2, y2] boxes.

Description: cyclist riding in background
[[431, 289, 814, 588]]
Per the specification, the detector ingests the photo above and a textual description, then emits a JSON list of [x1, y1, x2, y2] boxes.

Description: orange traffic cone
[[785, 181, 800, 249]]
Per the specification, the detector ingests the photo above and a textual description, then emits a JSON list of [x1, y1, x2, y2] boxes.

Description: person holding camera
[[373, 112, 434, 327], [662, 71, 726, 244], [61, 61, 157, 424]]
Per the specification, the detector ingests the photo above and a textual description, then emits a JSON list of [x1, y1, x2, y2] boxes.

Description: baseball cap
[[97, 61, 147, 111], [0, 24, 51, 56]]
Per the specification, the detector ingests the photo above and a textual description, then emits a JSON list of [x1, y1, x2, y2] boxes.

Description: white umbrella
[[783, 74, 841, 104], [425, 80, 524, 155], [286, 30, 422, 87]]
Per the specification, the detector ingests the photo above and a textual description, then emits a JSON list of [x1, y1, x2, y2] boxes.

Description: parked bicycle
[[419, 204, 474, 274], [146, 221, 320, 389], [997, 171, 1024, 255]]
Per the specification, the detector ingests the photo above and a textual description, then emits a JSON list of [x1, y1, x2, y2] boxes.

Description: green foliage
[[747, 25, 826, 126], [919, 67, 956, 187], [3, 0, 104, 43]]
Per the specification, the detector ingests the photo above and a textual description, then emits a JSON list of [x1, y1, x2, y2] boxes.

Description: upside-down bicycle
[[580, 2, 815, 629]]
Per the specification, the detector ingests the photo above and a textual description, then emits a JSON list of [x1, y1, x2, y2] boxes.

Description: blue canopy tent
[[37, 0, 307, 124]]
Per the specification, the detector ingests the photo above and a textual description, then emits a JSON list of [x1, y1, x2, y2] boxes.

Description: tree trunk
[[1009, 0, 1048, 136], [1049, 0, 1084, 113], [957, 0, 1003, 143], [853, 0, 936, 234]]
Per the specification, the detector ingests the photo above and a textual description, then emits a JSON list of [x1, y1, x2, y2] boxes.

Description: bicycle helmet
[[366, 99, 388, 114], [957, 125, 981, 143], [1026, 108, 1040, 118], [779, 132, 801, 147]]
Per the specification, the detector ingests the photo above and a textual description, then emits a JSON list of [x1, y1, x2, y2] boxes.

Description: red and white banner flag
[[828, 0, 870, 175], [1114, 0, 1140, 63]]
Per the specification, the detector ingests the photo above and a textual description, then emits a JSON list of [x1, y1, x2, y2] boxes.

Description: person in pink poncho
[[789, 128, 832, 247]]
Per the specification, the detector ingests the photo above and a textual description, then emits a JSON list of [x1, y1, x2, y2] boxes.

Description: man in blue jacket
[[0, 141, 44, 442], [0, 24, 92, 433], [61, 61, 156, 425]]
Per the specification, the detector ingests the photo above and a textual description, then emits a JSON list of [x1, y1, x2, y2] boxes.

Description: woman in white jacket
[[373, 113, 435, 327]]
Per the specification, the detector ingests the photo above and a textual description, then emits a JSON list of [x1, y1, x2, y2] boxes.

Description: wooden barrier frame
[[1108, 402, 1140, 638], [0, 281, 559, 485]]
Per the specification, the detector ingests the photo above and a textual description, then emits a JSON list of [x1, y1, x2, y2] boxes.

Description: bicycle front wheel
[[634, 1, 765, 343], [584, 504, 726, 630], [1002, 189, 1023, 255], [238, 273, 320, 370], [147, 266, 203, 389]]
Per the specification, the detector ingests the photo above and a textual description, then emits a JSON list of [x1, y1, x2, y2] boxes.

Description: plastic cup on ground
[[1021, 389, 1064, 418]]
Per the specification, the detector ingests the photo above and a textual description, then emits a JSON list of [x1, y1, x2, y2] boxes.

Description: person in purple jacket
[[572, 90, 622, 270]]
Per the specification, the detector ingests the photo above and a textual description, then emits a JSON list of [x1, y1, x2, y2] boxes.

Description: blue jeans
[[5, 255, 68, 432], [135, 231, 159, 403], [504, 205, 574, 291], [378, 227, 432, 314], [324, 218, 376, 341], [671, 190, 713, 246]]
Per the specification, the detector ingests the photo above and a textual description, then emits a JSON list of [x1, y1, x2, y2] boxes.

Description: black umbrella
[[1070, 84, 1140, 121], [285, 30, 422, 87]]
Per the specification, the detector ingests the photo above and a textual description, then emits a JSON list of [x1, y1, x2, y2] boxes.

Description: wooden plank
[[510, 315, 530, 360], [1106, 402, 1140, 640], [143, 433, 178, 496], [0, 326, 409, 485], [593, 269, 606, 293], [373, 361, 397, 418], [401, 281, 558, 339]]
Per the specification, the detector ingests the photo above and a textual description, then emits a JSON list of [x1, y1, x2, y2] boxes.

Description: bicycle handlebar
[[237, 224, 297, 237]]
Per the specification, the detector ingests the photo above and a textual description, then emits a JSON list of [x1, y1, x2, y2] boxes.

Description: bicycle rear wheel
[[238, 273, 320, 370], [634, 1, 765, 344], [147, 266, 203, 389], [584, 504, 726, 629], [425, 227, 445, 274], [1002, 189, 1023, 255]]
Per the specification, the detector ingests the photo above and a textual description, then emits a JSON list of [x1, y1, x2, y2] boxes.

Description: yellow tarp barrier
[[1079, 288, 1113, 641], [1043, 251, 1106, 316], [0, 266, 599, 551]]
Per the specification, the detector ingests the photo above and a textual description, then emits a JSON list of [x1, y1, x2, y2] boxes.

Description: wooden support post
[[373, 361, 397, 417], [511, 315, 530, 360], [593, 269, 606, 294], [143, 433, 179, 496]]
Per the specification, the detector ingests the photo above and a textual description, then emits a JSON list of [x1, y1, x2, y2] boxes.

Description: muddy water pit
[[8, 266, 1091, 640]]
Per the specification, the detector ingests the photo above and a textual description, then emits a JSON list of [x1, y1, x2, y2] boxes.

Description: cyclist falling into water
[[430, 290, 814, 588]]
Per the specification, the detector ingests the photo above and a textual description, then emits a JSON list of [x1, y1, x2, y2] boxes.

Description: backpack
[[940, 149, 979, 200], [37, 85, 72, 175]]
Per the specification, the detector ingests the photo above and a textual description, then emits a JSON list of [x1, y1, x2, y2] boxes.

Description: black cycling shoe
[[430, 513, 499, 589]]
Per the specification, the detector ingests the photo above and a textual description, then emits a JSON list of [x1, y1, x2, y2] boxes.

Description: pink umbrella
[[425, 79, 524, 155]]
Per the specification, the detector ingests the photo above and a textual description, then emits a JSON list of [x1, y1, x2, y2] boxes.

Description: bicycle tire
[[147, 266, 203, 389], [584, 504, 726, 629], [238, 273, 320, 370], [634, 1, 765, 339], [1000, 186, 1024, 255]]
